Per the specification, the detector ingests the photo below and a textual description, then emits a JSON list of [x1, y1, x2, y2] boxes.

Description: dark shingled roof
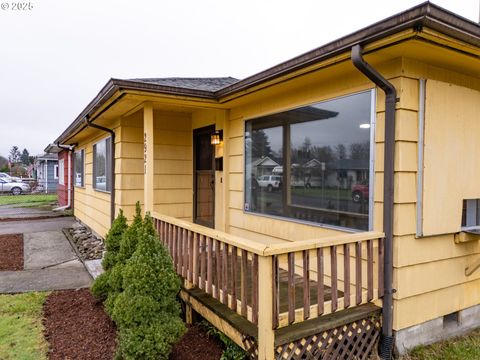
[[129, 77, 239, 92]]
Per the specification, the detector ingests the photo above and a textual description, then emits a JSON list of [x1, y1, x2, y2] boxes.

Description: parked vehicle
[[257, 175, 282, 192], [0, 172, 22, 182], [351, 183, 369, 203], [0, 178, 31, 195]]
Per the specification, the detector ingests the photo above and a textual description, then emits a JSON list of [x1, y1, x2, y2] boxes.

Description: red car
[[351, 184, 369, 203]]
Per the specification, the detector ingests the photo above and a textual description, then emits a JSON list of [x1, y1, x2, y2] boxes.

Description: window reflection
[[244, 91, 373, 231]]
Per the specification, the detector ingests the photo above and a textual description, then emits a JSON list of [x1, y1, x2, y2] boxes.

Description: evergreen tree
[[8, 146, 21, 164], [20, 148, 31, 166]]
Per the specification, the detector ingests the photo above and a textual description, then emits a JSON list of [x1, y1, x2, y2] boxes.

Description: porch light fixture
[[359, 123, 371, 129], [211, 130, 223, 145]]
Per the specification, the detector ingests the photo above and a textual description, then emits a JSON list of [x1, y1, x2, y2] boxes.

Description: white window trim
[[93, 137, 112, 193], [58, 159, 65, 185], [74, 149, 85, 188], [53, 165, 59, 179]]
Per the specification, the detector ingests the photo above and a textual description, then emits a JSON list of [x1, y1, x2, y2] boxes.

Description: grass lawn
[[403, 329, 480, 360], [0, 194, 57, 207], [0, 292, 49, 360]]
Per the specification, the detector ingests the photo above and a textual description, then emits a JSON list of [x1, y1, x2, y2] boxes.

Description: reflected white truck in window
[[257, 175, 282, 192]]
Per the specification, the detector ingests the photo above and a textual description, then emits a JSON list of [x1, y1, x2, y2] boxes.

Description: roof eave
[[55, 78, 218, 144], [215, 2, 480, 97], [55, 2, 480, 144]]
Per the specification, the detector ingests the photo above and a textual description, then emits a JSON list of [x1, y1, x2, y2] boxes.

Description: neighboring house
[[34, 153, 58, 193], [44, 144, 73, 208], [47, 4, 480, 359], [250, 156, 280, 177]]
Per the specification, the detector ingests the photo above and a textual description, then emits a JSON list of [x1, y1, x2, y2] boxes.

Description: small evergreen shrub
[[91, 271, 111, 300], [116, 202, 143, 264], [91, 209, 128, 301], [117, 318, 184, 360], [106, 202, 143, 311], [102, 209, 128, 271], [112, 213, 185, 359], [93, 204, 185, 359]]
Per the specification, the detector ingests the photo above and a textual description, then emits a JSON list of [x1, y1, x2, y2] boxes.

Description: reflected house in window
[[324, 158, 370, 189], [249, 156, 280, 177]]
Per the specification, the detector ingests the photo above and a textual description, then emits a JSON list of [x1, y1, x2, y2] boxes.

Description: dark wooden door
[[193, 126, 215, 228]]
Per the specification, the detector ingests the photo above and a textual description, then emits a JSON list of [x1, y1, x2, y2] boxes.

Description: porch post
[[258, 255, 275, 359], [143, 103, 154, 213]]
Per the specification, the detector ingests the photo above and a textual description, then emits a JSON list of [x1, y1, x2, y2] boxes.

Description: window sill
[[93, 188, 111, 194], [242, 209, 364, 234], [455, 230, 480, 244]]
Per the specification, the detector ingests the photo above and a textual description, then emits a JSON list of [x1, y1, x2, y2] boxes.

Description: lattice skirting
[[275, 314, 382, 360], [243, 335, 259, 359]]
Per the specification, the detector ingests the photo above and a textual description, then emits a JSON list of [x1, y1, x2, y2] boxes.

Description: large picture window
[[74, 149, 85, 187], [93, 138, 112, 192], [245, 91, 374, 231]]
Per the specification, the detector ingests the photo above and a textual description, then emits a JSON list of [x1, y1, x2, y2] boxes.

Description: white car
[[0, 178, 31, 195], [257, 175, 282, 192], [0, 172, 22, 182]]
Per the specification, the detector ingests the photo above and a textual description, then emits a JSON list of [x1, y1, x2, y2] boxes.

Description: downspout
[[84, 116, 116, 224], [54, 144, 75, 211], [351, 44, 397, 360]]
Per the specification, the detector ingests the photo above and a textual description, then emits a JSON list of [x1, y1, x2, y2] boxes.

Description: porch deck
[[199, 252, 341, 314], [152, 212, 384, 358]]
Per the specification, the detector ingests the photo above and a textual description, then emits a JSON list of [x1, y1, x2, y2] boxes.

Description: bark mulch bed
[[43, 288, 224, 360], [43, 288, 117, 360], [169, 324, 224, 360], [0, 233, 23, 270]]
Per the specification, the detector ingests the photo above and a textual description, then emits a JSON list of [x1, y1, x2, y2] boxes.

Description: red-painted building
[[44, 144, 73, 209]]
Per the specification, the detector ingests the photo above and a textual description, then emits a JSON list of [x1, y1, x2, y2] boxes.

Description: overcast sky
[[0, 0, 477, 158]]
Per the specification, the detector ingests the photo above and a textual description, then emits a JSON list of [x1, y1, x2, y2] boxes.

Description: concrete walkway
[[0, 204, 66, 220], [0, 217, 92, 293]]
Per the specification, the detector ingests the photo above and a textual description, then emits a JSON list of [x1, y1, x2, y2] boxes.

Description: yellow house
[[50, 3, 480, 359]]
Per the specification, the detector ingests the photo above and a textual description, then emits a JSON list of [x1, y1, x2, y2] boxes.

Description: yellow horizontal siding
[[394, 234, 480, 268], [394, 278, 480, 330]]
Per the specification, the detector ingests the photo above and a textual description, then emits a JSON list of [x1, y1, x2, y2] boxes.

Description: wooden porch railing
[[153, 212, 266, 325], [152, 212, 384, 331], [265, 233, 384, 328]]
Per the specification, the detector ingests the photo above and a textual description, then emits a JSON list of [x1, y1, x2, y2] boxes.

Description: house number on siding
[[144, 132, 147, 174]]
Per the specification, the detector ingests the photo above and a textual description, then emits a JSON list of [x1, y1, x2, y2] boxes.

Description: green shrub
[[91, 209, 129, 301], [102, 209, 128, 271], [112, 213, 185, 358], [95, 208, 185, 359], [98, 202, 143, 308], [117, 317, 185, 360], [91, 271, 111, 300], [117, 202, 143, 265], [203, 321, 248, 360], [120, 215, 180, 311], [92, 204, 185, 359]]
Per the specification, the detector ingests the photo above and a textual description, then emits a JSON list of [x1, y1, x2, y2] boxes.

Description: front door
[[193, 125, 215, 228]]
